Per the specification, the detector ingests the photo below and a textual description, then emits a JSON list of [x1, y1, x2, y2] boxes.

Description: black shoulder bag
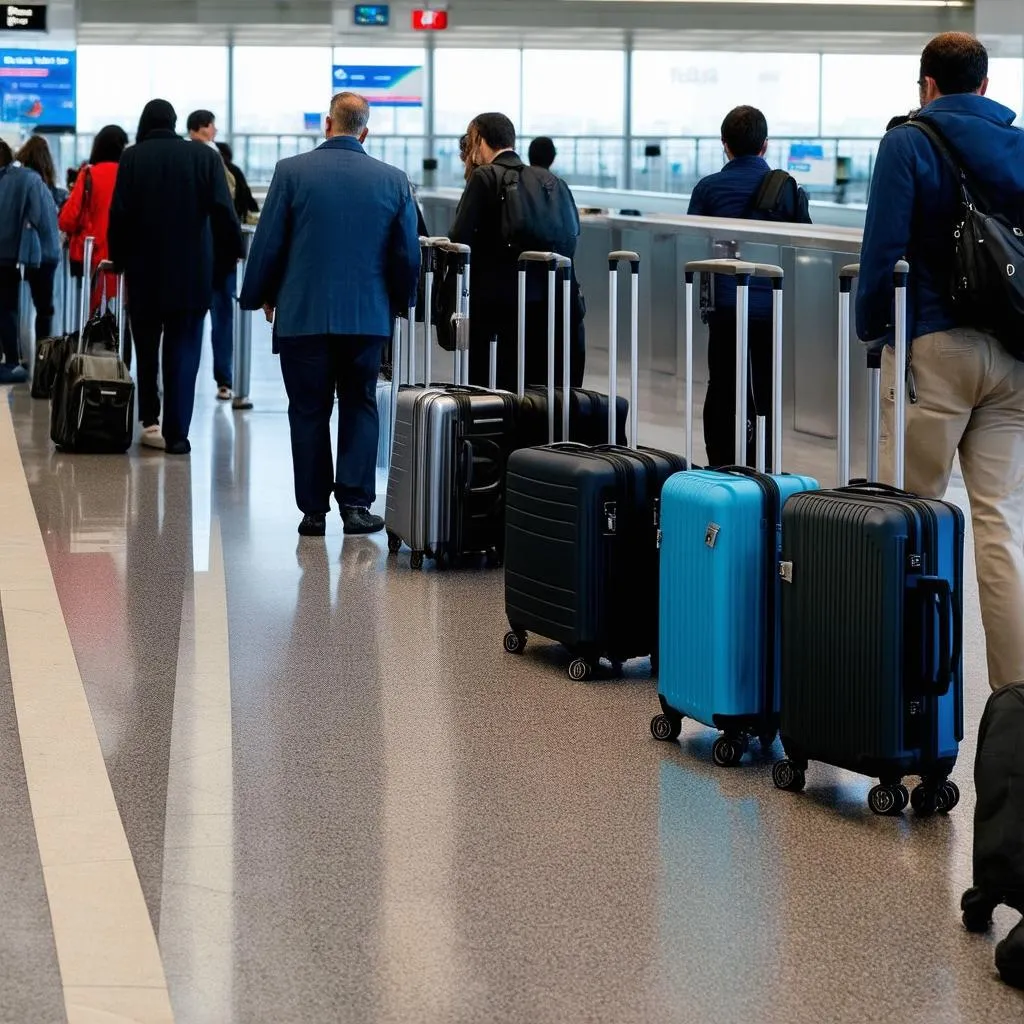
[[909, 118, 1024, 361]]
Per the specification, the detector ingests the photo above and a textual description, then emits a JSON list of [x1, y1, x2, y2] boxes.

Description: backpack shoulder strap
[[748, 169, 791, 214], [907, 117, 993, 213]]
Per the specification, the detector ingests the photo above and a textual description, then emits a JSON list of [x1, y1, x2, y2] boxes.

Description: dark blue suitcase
[[772, 261, 965, 816], [652, 260, 817, 764]]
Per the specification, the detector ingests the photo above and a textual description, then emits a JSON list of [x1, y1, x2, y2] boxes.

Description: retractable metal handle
[[96, 259, 126, 360], [439, 241, 471, 386], [837, 263, 859, 486], [608, 250, 640, 448], [419, 235, 449, 386], [893, 259, 909, 490], [77, 236, 95, 352], [518, 251, 572, 442]]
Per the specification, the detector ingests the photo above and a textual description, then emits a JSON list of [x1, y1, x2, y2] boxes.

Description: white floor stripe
[[0, 398, 174, 1024], [158, 517, 234, 1022]]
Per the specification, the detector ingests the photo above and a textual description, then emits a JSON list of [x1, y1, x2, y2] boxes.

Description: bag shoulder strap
[[907, 118, 994, 213], [748, 169, 792, 215]]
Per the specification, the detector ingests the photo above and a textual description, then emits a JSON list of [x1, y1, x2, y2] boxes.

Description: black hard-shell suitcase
[[961, 684, 1024, 988], [502, 250, 685, 680], [50, 241, 134, 454], [773, 261, 965, 816]]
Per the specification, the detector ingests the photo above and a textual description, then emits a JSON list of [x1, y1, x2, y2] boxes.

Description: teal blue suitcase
[[649, 258, 816, 764]]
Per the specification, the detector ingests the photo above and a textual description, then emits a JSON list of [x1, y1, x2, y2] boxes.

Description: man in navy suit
[[240, 92, 420, 537]]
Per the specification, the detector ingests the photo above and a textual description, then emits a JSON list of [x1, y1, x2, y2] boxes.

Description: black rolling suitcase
[[502, 250, 685, 680], [50, 243, 134, 454], [961, 684, 1024, 988], [772, 261, 965, 816]]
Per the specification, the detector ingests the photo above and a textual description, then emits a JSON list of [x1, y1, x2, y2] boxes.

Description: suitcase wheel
[[937, 780, 960, 814], [387, 530, 402, 555], [410, 551, 424, 571], [961, 887, 996, 934], [772, 759, 806, 793], [869, 783, 910, 816], [567, 658, 593, 682], [650, 713, 682, 743], [503, 630, 527, 656], [712, 735, 747, 768]]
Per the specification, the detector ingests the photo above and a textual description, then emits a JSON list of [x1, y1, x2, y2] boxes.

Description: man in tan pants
[[859, 32, 1024, 690]]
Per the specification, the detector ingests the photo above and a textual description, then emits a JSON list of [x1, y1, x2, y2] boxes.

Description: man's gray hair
[[330, 91, 371, 136]]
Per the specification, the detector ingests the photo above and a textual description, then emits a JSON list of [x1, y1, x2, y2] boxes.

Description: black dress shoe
[[164, 439, 191, 455], [298, 513, 327, 537], [341, 506, 384, 535]]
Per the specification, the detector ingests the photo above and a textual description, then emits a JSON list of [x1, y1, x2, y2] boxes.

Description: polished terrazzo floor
[[1, 319, 1021, 1024]]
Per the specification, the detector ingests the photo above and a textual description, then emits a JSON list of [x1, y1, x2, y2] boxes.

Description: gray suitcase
[[384, 241, 515, 570]]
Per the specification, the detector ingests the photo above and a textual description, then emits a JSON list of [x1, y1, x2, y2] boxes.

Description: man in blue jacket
[[688, 106, 809, 466], [858, 32, 1024, 691], [240, 91, 420, 538]]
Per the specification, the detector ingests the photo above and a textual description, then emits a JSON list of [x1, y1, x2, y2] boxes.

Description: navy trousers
[[209, 268, 236, 388], [278, 333, 385, 515], [130, 310, 205, 444]]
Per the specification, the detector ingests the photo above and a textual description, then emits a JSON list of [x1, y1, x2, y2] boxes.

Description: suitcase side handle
[[918, 575, 959, 696]]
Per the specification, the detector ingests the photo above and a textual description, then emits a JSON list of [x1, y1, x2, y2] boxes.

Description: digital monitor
[[353, 4, 389, 26], [0, 49, 75, 128]]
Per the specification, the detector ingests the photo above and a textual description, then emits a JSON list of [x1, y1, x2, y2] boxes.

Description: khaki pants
[[881, 329, 1024, 690]]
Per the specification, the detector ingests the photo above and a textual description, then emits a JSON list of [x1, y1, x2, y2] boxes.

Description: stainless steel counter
[[418, 189, 865, 445]]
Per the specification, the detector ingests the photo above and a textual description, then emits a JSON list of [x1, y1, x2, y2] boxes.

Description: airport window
[[330, 46, 426, 136], [521, 50, 625, 136], [77, 45, 228, 135], [987, 58, 1024, 125], [630, 51, 820, 139], [232, 47, 333, 135], [433, 48, 522, 136], [819, 54, 919, 137]]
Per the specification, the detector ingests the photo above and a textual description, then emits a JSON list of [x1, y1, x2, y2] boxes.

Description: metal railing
[[62, 131, 881, 203]]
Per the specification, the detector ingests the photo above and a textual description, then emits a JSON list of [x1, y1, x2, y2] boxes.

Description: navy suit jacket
[[239, 136, 420, 339]]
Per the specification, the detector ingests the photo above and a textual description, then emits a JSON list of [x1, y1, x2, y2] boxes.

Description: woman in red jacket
[[59, 124, 128, 329]]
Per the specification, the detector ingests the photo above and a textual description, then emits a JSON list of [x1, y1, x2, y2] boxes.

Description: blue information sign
[[0, 49, 75, 127], [331, 64, 423, 107]]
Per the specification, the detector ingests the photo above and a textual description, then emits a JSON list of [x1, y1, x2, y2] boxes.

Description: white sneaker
[[140, 425, 166, 450], [217, 386, 233, 401]]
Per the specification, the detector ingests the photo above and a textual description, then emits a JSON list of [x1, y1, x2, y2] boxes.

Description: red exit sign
[[412, 8, 448, 29]]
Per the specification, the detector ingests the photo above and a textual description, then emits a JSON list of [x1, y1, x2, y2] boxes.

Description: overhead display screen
[[0, 49, 74, 127], [353, 4, 389, 26]]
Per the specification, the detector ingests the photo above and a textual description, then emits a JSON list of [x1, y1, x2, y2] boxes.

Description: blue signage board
[[331, 65, 423, 107], [303, 112, 322, 132], [0, 49, 75, 127]]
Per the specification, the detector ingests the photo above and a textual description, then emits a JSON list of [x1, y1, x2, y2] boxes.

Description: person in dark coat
[[108, 99, 242, 454], [215, 141, 259, 224]]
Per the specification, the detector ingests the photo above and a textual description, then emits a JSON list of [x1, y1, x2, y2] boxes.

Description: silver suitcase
[[384, 241, 512, 570]]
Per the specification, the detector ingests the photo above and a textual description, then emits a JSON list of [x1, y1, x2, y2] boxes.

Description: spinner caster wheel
[[568, 658, 593, 682], [712, 735, 746, 768], [410, 551, 424, 571], [869, 784, 904, 816], [503, 630, 527, 655], [937, 780, 961, 814], [387, 531, 402, 555], [961, 886, 996, 934], [650, 713, 682, 742], [772, 759, 806, 792], [910, 783, 938, 817]]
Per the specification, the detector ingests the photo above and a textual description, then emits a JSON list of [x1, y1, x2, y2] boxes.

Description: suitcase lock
[[779, 561, 794, 583], [603, 501, 617, 535], [704, 523, 720, 549]]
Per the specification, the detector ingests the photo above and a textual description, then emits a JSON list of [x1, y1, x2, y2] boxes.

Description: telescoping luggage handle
[[683, 259, 784, 472], [77, 236, 95, 352], [518, 251, 572, 444], [96, 258, 127, 361], [437, 240, 472, 387], [608, 251, 640, 448], [418, 234, 450, 388], [836, 260, 909, 489]]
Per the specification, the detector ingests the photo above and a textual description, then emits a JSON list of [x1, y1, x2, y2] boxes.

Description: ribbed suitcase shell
[[779, 489, 964, 779], [384, 385, 516, 562], [658, 469, 817, 732], [504, 444, 683, 663]]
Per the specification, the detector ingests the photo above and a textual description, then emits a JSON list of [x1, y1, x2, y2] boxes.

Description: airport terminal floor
[[2, 324, 1023, 1024]]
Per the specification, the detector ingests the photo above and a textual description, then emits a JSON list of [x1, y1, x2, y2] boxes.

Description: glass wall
[[522, 50, 625, 136], [632, 51, 820, 138], [433, 49, 521, 136], [233, 47, 331, 135], [77, 45, 228, 136], [819, 54, 918, 137]]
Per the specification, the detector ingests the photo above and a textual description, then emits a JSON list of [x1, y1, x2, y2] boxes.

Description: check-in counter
[[418, 188, 864, 443]]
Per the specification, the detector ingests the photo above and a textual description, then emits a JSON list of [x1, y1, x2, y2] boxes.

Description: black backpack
[[747, 169, 811, 224], [962, 683, 1024, 989], [909, 118, 1024, 361], [487, 162, 578, 254]]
